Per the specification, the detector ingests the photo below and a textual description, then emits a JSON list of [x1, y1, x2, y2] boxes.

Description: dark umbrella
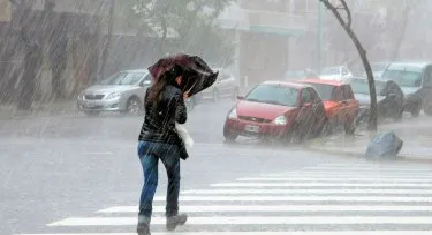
[[148, 54, 219, 97]]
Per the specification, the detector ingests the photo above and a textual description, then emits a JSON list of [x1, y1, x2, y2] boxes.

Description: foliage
[[130, 0, 235, 66]]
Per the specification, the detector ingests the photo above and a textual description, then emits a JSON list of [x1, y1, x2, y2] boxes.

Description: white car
[[319, 66, 353, 81], [200, 68, 239, 101], [77, 69, 151, 116]]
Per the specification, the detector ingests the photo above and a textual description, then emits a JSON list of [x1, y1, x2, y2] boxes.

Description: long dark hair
[[146, 65, 184, 108]]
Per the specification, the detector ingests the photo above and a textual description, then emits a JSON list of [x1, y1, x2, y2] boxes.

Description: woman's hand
[[183, 91, 189, 99]]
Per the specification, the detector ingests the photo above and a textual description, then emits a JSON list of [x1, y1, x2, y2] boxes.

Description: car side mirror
[[236, 95, 244, 100]]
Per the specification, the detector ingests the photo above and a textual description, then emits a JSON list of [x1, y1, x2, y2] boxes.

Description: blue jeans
[[137, 140, 181, 223]]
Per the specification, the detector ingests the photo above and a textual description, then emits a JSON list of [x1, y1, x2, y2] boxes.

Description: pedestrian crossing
[[15, 161, 432, 235]]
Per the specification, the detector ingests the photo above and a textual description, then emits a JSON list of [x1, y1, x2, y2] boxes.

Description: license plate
[[245, 125, 259, 133], [85, 101, 95, 107]]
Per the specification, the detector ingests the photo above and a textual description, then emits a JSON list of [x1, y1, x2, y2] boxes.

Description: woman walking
[[137, 65, 188, 235]]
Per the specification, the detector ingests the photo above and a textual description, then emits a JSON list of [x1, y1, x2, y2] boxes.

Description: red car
[[295, 78, 359, 134], [223, 80, 327, 142]]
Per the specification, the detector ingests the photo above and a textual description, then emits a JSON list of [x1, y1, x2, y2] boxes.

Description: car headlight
[[105, 92, 121, 99], [228, 108, 237, 119], [273, 115, 287, 125]]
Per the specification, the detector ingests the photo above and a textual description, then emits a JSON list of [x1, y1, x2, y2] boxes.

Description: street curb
[[303, 139, 432, 164]]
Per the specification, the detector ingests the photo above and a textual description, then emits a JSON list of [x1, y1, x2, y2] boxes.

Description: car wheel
[[393, 108, 403, 122], [288, 123, 305, 144], [411, 105, 420, 118], [84, 110, 100, 116], [125, 97, 142, 115], [344, 117, 356, 135], [423, 94, 432, 116], [315, 117, 328, 138], [223, 128, 237, 143]]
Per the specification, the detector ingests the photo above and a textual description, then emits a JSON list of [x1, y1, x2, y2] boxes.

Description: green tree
[[131, 0, 235, 66]]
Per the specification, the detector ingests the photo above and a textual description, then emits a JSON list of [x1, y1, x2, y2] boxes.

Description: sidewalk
[[305, 125, 432, 161], [0, 100, 79, 119]]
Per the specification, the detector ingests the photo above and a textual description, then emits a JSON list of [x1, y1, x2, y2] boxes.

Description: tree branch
[[340, 0, 351, 28], [319, 0, 378, 130]]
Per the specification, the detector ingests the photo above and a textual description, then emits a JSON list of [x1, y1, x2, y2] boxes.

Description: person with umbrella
[[136, 54, 218, 235]]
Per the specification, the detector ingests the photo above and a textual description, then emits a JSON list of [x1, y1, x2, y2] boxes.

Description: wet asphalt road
[[1, 99, 432, 235]]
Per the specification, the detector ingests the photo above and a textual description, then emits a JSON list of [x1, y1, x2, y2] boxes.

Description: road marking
[[182, 188, 432, 195], [15, 232, 432, 235], [97, 205, 432, 214], [14, 232, 432, 235], [236, 177, 432, 182], [47, 216, 432, 226], [303, 166, 432, 171], [211, 182, 432, 187], [318, 163, 430, 167], [150, 195, 432, 202], [264, 173, 432, 178]]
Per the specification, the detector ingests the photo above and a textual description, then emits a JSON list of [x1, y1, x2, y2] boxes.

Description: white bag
[[175, 123, 194, 148]]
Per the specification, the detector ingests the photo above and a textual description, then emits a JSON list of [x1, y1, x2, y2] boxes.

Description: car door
[[309, 87, 325, 118], [340, 84, 358, 124], [297, 88, 315, 133], [329, 85, 345, 125], [309, 87, 326, 133]]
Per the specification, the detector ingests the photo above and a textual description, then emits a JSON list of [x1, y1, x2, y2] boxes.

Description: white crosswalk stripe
[[14, 162, 432, 235]]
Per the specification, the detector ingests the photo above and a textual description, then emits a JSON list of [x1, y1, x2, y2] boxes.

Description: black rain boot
[[166, 214, 188, 231], [137, 216, 151, 235], [136, 223, 150, 235]]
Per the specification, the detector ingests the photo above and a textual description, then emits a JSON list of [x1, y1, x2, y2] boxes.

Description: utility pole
[[317, 0, 324, 73]]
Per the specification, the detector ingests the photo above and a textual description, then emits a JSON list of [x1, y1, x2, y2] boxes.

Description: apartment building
[[225, 0, 319, 85]]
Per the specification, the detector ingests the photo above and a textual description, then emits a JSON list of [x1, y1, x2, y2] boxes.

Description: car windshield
[[245, 85, 298, 107], [371, 62, 388, 72], [349, 79, 386, 96], [320, 67, 340, 76], [97, 71, 148, 85], [302, 83, 334, 100], [381, 69, 422, 87]]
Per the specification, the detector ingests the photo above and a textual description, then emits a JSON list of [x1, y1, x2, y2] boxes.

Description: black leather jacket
[[138, 85, 187, 145]]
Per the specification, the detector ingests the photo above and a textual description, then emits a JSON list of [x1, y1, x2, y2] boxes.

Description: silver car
[[77, 69, 152, 116], [200, 68, 239, 101]]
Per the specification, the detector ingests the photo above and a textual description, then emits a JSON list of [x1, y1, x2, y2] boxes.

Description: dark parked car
[[380, 61, 432, 116], [362, 61, 392, 78], [347, 77, 404, 124]]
